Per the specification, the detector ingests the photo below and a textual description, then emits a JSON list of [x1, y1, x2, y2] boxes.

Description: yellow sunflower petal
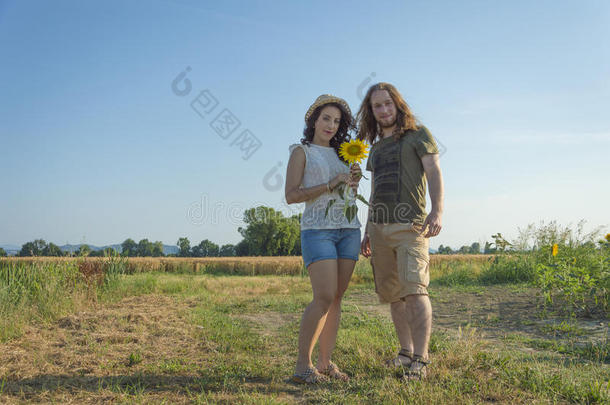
[[339, 139, 369, 164]]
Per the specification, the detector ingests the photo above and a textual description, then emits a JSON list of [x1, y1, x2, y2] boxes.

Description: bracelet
[[326, 182, 332, 193]]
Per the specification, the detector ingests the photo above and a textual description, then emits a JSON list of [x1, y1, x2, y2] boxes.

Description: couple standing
[[285, 83, 444, 384]]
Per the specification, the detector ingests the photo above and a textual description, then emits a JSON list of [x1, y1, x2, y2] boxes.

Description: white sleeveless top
[[289, 143, 361, 230]]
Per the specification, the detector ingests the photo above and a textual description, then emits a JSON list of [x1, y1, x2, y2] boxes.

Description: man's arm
[[421, 154, 444, 238]]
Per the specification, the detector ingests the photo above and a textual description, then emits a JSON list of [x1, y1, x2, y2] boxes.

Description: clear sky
[[1, 0, 609, 250]]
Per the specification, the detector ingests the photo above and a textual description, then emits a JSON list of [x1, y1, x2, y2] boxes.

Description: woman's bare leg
[[316, 258, 356, 369], [295, 259, 338, 374]]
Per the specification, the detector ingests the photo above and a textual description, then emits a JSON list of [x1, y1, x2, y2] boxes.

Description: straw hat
[[304, 94, 352, 122]]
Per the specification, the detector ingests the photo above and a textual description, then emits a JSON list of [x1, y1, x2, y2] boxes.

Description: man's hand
[[361, 233, 371, 258], [421, 211, 442, 238]]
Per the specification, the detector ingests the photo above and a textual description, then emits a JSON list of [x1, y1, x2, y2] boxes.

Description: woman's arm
[[284, 147, 348, 204]]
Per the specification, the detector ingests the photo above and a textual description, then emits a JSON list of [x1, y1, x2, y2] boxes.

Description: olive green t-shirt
[[365, 126, 439, 224]]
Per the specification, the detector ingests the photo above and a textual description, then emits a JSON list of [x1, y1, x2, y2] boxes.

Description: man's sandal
[[318, 361, 350, 382], [403, 355, 430, 382], [385, 349, 414, 369], [291, 367, 328, 384]]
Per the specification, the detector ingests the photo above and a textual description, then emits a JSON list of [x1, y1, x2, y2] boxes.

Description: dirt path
[[346, 285, 608, 349]]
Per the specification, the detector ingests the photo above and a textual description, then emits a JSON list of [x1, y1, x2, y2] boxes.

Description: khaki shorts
[[368, 221, 430, 303]]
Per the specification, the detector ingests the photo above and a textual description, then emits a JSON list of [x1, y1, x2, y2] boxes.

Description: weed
[[127, 351, 143, 367]]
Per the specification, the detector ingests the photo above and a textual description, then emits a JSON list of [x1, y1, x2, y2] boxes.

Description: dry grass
[[2, 254, 493, 277], [1, 273, 607, 404], [0, 293, 212, 404]]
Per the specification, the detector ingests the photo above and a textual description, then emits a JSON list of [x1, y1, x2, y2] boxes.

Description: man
[[357, 83, 444, 381]]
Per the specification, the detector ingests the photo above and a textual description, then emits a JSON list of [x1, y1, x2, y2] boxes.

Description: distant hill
[[0, 244, 21, 256], [1, 243, 180, 256]]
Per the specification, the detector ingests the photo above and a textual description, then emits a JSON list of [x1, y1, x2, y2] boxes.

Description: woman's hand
[[350, 163, 362, 181], [349, 163, 362, 193], [329, 173, 350, 190]]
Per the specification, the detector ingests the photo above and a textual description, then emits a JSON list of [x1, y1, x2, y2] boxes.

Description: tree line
[[171, 207, 302, 257], [437, 233, 513, 254], [437, 242, 491, 254], [6, 206, 506, 258], [7, 206, 302, 257]]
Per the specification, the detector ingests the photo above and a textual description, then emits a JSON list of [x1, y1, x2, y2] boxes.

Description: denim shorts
[[301, 228, 361, 268]]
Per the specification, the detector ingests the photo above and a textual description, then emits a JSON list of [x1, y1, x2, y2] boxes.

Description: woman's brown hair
[[301, 103, 354, 163]]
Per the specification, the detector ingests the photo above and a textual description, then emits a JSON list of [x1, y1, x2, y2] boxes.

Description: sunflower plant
[[324, 139, 370, 223]]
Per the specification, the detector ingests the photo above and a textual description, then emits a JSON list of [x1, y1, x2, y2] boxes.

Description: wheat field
[[1, 254, 494, 276]]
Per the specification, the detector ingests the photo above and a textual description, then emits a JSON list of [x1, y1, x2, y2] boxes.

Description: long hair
[[356, 82, 419, 144], [301, 102, 354, 163]]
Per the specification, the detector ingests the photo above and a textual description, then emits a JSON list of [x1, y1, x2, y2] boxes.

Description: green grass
[[0, 260, 85, 341], [135, 273, 609, 404], [1, 259, 608, 403]]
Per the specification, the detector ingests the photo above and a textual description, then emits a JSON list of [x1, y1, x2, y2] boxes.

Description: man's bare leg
[[390, 300, 414, 354], [404, 294, 432, 358], [404, 294, 432, 378]]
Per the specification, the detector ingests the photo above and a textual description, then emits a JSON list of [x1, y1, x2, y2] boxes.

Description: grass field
[[0, 256, 608, 403]]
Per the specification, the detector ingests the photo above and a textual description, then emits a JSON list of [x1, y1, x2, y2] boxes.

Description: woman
[[285, 94, 362, 384]]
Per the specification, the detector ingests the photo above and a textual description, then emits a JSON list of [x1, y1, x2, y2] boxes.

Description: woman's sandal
[[318, 361, 350, 382], [291, 366, 328, 384], [385, 349, 414, 369], [402, 355, 430, 382]]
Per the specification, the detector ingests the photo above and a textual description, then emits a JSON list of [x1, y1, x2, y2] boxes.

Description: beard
[[378, 117, 396, 129]]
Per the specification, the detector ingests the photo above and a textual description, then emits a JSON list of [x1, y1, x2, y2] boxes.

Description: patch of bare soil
[[0, 295, 212, 403], [237, 313, 298, 337], [346, 286, 609, 349]]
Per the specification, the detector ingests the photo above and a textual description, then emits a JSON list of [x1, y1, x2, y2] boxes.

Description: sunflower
[[339, 139, 369, 164], [551, 243, 558, 257], [606, 233, 610, 243]]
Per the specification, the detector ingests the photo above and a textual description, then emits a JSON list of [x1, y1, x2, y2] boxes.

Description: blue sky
[[1, 0, 608, 250]]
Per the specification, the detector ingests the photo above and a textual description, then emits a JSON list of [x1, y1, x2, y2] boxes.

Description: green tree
[[437, 245, 453, 254], [235, 239, 250, 256], [483, 241, 496, 254], [281, 215, 301, 256], [89, 247, 118, 257], [238, 206, 300, 256], [19, 239, 47, 256], [291, 214, 303, 256], [219, 244, 236, 257], [192, 239, 220, 257], [177, 237, 191, 257], [152, 241, 164, 257], [121, 238, 137, 257], [0, 248, 7, 257], [42, 242, 63, 256], [469, 242, 481, 254], [137, 239, 155, 257], [77, 244, 91, 257]]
